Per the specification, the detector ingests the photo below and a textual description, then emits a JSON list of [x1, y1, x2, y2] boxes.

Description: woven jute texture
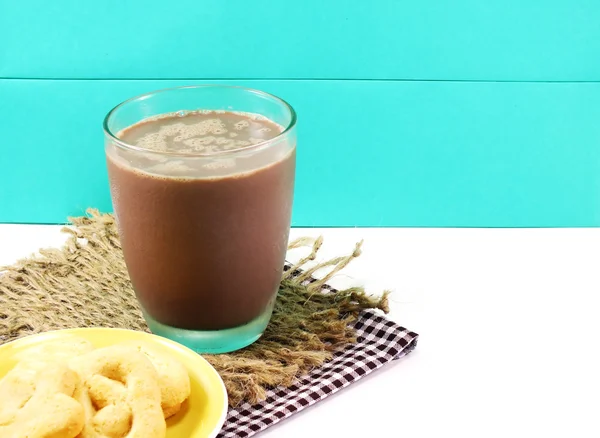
[[0, 209, 390, 406]]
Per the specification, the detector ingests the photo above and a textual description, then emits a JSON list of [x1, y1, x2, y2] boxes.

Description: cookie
[[119, 340, 191, 419], [69, 344, 166, 438], [0, 362, 85, 438]]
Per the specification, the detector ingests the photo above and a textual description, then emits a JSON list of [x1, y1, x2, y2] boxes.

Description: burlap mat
[[0, 209, 390, 407]]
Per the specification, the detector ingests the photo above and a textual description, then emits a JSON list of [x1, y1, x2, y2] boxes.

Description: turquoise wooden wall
[[1, 1, 599, 226]]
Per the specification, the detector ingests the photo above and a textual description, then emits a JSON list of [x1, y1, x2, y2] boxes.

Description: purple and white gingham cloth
[[218, 269, 419, 438]]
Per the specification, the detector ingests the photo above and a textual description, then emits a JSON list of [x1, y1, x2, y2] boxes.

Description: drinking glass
[[103, 85, 297, 353]]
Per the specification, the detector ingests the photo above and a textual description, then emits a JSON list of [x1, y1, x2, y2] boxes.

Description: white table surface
[[1, 225, 600, 437]]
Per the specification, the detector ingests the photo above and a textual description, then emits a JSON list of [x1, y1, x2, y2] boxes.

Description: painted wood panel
[[1, 1, 599, 81], [1, 79, 599, 226]]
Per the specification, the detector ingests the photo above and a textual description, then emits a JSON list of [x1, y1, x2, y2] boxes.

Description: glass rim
[[103, 84, 297, 158]]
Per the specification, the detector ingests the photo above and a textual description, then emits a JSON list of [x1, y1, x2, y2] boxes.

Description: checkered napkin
[[218, 297, 419, 437]]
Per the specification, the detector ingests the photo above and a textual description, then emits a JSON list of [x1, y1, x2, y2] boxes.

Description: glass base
[[141, 302, 275, 354]]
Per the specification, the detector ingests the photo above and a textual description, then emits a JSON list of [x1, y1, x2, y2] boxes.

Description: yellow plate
[[0, 328, 228, 438]]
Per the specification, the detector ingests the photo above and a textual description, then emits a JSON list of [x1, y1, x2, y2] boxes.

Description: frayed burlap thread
[[0, 209, 390, 406]]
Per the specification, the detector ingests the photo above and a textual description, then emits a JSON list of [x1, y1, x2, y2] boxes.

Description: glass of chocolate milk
[[103, 85, 296, 353]]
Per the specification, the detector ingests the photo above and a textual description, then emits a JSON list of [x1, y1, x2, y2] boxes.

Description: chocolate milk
[[106, 111, 295, 330]]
